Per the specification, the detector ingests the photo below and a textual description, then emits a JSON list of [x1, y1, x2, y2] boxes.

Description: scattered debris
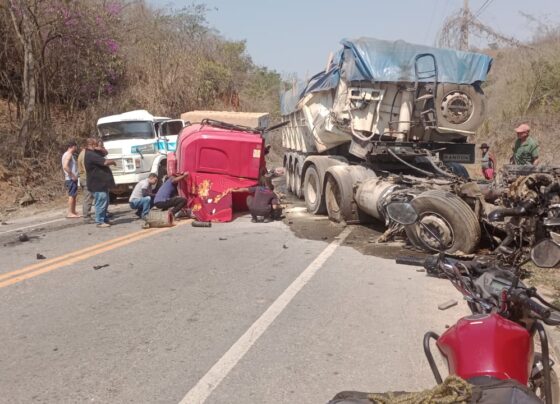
[[18, 233, 29, 242], [438, 300, 458, 310], [219, 237, 227, 241], [192, 221, 212, 227], [1, 221, 8, 225], [93, 264, 110, 270], [36, 253, 46, 260], [288, 220, 293, 225], [283, 244, 288, 249], [416, 269, 426, 272], [321, 236, 328, 240]]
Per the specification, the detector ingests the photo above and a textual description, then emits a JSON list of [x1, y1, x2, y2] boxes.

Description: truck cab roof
[[97, 110, 170, 125]]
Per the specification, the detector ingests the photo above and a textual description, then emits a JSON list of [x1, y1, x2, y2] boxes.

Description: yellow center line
[[0, 221, 190, 289]]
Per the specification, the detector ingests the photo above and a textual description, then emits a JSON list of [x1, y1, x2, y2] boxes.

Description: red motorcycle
[[387, 202, 560, 403]]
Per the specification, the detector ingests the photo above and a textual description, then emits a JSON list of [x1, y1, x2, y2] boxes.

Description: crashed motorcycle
[[389, 202, 560, 403]]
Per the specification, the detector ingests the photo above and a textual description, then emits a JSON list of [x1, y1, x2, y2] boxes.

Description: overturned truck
[[281, 37, 494, 253]]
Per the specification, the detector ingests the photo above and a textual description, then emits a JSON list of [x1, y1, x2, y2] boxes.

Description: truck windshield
[[98, 121, 155, 141]]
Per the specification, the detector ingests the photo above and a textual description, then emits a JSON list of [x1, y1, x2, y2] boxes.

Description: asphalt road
[[0, 205, 468, 403]]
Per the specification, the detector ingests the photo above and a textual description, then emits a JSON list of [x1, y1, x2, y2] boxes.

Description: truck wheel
[[109, 192, 118, 203], [435, 84, 485, 132], [324, 171, 354, 223], [294, 161, 303, 199], [303, 165, 326, 214], [157, 163, 167, 188], [286, 161, 294, 193], [405, 190, 480, 254]]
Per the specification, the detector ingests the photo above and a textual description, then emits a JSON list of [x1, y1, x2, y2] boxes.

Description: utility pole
[[460, 0, 470, 51]]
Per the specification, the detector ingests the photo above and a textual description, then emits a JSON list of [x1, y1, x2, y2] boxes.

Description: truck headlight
[[132, 143, 156, 155], [134, 158, 141, 169], [124, 158, 136, 172]]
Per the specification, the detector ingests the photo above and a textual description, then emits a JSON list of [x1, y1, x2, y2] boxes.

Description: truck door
[[158, 119, 187, 152]]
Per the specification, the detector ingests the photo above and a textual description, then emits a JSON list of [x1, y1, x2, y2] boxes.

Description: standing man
[[62, 140, 80, 218], [480, 143, 496, 180], [85, 139, 116, 228], [129, 173, 158, 219], [154, 172, 189, 218], [511, 123, 539, 166], [77, 138, 95, 222]]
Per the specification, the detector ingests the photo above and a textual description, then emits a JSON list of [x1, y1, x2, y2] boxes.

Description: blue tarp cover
[[281, 37, 493, 115]]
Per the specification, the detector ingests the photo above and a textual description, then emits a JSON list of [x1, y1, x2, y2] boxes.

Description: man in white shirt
[[129, 173, 158, 219]]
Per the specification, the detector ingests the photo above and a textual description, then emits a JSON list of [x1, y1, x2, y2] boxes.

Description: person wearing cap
[[511, 123, 539, 165], [480, 143, 496, 180]]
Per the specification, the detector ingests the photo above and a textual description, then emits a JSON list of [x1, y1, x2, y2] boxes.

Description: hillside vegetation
[[0, 1, 559, 210], [0, 0, 282, 208], [478, 30, 560, 167]]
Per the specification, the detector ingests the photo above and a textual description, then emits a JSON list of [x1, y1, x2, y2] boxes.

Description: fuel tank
[[437, 313, 533, 384]]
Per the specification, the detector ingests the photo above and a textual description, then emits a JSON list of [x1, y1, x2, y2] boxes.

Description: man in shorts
[[61, 140, 80, 218]]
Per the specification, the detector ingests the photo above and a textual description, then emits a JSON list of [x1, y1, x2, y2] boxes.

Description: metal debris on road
[[36, 253, 46, 260], [18, 233, 29, 242], [438, 300, 458, 310], [93, 264, 110, 270], [283, 244, 288, 249], [219, 237, 227, 241]]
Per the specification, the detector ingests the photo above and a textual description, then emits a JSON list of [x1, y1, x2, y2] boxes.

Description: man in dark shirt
[[230, 176, 280, 223], [154, 172, 189, 218], [84, 139, 116, 227]]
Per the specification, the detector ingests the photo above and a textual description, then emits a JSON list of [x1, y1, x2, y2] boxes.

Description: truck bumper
[[110, 172, 151, 195]]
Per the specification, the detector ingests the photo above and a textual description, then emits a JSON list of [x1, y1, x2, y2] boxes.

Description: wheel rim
[[416, 212, 455, 250], [441, 91, 473, 124]]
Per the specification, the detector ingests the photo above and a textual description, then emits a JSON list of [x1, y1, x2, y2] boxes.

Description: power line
[[475, 0, 495, 18]]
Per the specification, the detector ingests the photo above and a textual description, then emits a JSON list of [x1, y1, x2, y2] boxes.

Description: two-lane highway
[[0, 209, 467, 403]]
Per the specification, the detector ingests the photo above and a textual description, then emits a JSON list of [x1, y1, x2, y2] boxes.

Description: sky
[[150, 0, 560, 78]]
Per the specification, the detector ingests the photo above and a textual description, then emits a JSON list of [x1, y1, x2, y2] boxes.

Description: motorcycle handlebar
[[395, 256, 427, 267], [511, 291, 551, 319]]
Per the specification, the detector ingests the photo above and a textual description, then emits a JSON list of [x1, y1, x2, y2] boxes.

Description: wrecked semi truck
[[281, 38, 493, 254]]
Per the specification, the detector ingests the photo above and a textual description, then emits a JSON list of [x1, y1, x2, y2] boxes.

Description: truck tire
[[303, 165, 326, 214], [435, 84, 485, 132], [294, 161, 303, 199], [285, 159, 293, 193], [157, 162, 167, 188], [324, 171, 354, 223], [405, 190, 480, 254]]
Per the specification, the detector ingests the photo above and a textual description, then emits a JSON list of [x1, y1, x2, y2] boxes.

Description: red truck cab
[[166, 116, 268, 222]]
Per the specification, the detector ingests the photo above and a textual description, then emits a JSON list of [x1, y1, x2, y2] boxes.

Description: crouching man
[[230, 177, 282, 223], [154, 172, 189, 219], [129, 173, 158, 219]]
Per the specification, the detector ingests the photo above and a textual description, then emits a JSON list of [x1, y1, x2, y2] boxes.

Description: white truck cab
[[96, 110, 185, 198]]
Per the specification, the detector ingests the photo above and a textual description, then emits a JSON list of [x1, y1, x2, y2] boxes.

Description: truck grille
[[110, 159, 124, 174]]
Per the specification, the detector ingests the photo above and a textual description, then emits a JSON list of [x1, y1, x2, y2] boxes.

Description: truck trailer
[[281, 37, 493, 254]]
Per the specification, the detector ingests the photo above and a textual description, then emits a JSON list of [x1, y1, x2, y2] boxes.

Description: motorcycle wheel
[[531, 353, 560, 404]]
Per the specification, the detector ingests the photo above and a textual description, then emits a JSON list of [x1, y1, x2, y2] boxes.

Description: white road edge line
[[179, 226, 353, 404], [0, 218, 66, 235]]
